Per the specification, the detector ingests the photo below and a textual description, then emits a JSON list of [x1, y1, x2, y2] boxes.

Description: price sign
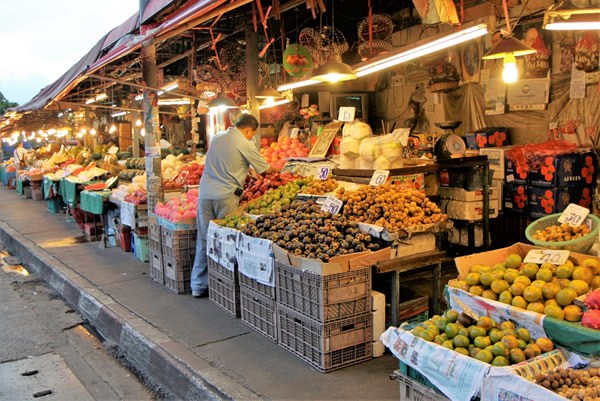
[[369, 170, 390, 186], [108, 146, 119, 155], [315, 166, 329, 180], [523, 249, 570, 266], [558, 203, 590, 227], [320, 196, 343, 215], [337, 107, 356, 122]]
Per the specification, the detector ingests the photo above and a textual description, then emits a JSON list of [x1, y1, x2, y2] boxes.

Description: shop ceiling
[[2, 0, 543, 133]]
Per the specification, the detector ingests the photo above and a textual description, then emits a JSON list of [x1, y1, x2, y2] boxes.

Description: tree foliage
[[0, 92, 18, 115]]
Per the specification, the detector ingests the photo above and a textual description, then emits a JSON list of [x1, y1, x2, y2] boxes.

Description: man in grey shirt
[[191, 114, 278, 297]]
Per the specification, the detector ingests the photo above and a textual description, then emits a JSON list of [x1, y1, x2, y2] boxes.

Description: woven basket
[[428, 81, 459, 93], [525, 213, 600, 254]]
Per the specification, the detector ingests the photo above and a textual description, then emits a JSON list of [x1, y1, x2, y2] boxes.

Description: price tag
[[108, 146, 119, 155], [315, 166, 329, 180], [337, 107, 356, 122], [523, 249, 570, 266], [320, 196, 343, 215], [369, 170, 390, 186], [558, 203, 590, 227]]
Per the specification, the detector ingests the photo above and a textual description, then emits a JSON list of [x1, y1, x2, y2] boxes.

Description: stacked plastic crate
[[148, 220, 163, 284], [207, 222, 240, 316], [161, 226, 196, 294], [275, 260, 373, 372]]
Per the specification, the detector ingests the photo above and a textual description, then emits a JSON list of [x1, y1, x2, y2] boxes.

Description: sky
[[0, 0, 139, 105]]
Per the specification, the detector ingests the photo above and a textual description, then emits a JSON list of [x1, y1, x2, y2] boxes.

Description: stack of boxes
[[161, 226, 197, 294]]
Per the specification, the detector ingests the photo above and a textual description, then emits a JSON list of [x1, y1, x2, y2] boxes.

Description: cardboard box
[[503, 182, 528, 214], [439, 186, 499, 202], [465, 127, 510, 150], [440, 197, 500, 220], [479, 146, 511, 180], [527, 185, 593, 219], [388, 173, 425, 193], [528, 151, 597, 188], [505, 156, 528, 184]]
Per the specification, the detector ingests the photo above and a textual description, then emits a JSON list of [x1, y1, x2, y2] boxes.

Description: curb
[[0, 220, 262, 401]]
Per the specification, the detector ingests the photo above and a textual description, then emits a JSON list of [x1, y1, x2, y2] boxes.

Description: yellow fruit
[[477, 316, 496, 331], [475, 349, 494, 364], [555, 264, 574, 279], [454, 280, 471, 291], [492, 356, 510, 366], [435, 317, 448, 331], [493, 263, 507, 271], [499, 290, 513, 305], [541, 262, 556, 272], [470, 264, 485, 273], [469, 326, 487, 339], [491, 279, 510, 294], [474, 336, 492, 349], [591, 276, 600, 290], [510, 282, 527, 296], [441, 340, 454, 349], [531, 280, 547, 288], [545, 299, 559, 307], [469, 285, 484, 296], [455, 347, 469, 356], [434, 335, 445, 344], [556, 287, 578, 306], [469, 347, 482, 358], [505, 253, 522, 269], [443, 309, 459, 323], [458, 327, 469, 337], [517, 339, 527, 349], [512, 296, 528, 309], [502, 328, 516, 338], [516, 328, 531, 342], [524, 344, 540, 359], [523, 286, 543, 303], [453, 334, 470, 348], [569, 279, 590, 296], [521, 263, 540, 279], [563, 305, 583, 322], [501, 335, 519, 350], [465, 272, 481, 286], [536, 268, 554, 283], [482, 289, 498, 301], [509, 348, 526, 364], [542, 282, 561, 300], [491, 342, 508, 357], [556, 278, 571, 289], [582, 258, 600, 275], [572, 266, 594, 285], [514, 276, 532, 286], [544, 304, 565, 320], [498, 321, 515, 331], [419, 330, 435, 341], [445, 323, 460, 339], [536, 338, 554, 353], [527, 302, 545, 313], [489, 328, 504, 344], [480, 272, 495, 287]]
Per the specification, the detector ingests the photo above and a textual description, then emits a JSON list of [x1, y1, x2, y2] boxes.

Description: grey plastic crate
[[276, 303, 372, 372], [208, 257, 235, 280], [208, 265, 240, 317], [240, 286, 277, 342], [149, 249, 164, 285], [239, 270, 276, 299], [163, 256, 191, 294], [161, 227, 196, 262], [149, 224, 161, 252], [393, 370, 449, 401], [276, 261, 371, 322]]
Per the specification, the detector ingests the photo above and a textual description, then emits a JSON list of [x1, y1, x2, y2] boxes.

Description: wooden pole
[[245, 23, 260, 148]]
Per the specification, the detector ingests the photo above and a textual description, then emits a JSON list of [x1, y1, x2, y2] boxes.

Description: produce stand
[[42, 176, 60, 199], [79, 189, 112, 242]]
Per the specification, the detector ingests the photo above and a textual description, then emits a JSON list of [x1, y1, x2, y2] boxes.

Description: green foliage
[[0, 92, 18, 115]]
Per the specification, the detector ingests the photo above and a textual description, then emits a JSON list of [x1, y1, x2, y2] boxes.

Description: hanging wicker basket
[[428, 81, 459, 93]]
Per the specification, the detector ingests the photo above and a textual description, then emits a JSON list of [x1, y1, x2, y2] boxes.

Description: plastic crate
[[394, 370, 449, 401], [276, 304, 372, 372], [398, 296, 430, 326], [208, 257, 235, 280], [276, 261, 371, 323], [163, 257, 192, 294], [133, 233, 149, 263], [399, 361, 441, 394], [239, 270, 276, 299], [208, 266, 240, 317], [47, 198, 64, 213], [149, 224, 161, 252], [149, 249, 164, 284], [161, 227, 196, 262], [240, 286, 277, 342]]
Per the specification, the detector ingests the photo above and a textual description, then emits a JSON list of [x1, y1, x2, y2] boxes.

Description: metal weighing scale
[[433, 121, 466, 159]]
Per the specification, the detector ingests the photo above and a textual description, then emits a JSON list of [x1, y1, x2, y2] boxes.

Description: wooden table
[[374, 250, 449, 327]]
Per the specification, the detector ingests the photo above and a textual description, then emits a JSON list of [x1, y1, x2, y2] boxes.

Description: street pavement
[[0, 186, 399, 401]]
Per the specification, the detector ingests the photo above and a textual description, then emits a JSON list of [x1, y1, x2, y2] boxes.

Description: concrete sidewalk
[[0, 187, 399, 401]]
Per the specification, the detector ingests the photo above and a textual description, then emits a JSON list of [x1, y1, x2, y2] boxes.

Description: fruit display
[[411, 309, 555, 366], [534, 367, 600, 400], [301, 178, 338, 195], [124, 188, 147, 205], [244, 178, 312, 214], [449, 253, 600, 321], [260, 136, 310, 170], [532, 222, 591, 242], [125, 158, 145, 169], [242, 201, 384, 262], [240, 171, 299, 203], [118, 169, 145, 181], [215, 214, 253, 229], [335, 184, 447, 232], [163, 163, 204, 190], [582, 289, 600, 330], [153, 189, 199, 223]]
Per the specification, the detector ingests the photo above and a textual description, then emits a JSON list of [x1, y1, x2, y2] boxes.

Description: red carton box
[[505, 157, 528, 184], [527, 185, 593, 219], [503, 182, 528, 214], [465, 127, 509, 150], [528, 151, 596, 187]]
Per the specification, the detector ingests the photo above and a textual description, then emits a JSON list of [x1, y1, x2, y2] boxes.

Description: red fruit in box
[[585, 289, 600, 310], [582, 309, 600, 330]]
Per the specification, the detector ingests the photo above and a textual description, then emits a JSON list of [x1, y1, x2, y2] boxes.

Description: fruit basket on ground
[[525, 213, 600, 254]]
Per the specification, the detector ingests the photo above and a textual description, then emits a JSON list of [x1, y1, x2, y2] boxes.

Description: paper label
[[523, 249, 570, 266], [146, 146, 161, 157], [370, 170, 390, 186], [506, 174, 515, 182], [569, 67, 586, 99], [108, 146, 119, 155], [315, 166, 330, 180], [321, 196, 343, 215], [557, 203, 590, 227], [337, 107, 356, 122]]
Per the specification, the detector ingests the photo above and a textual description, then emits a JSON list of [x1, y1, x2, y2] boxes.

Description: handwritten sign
[[558, 203, 590, 227], [523, 249, 570, 266], [369, 170, 390, 186], [315, 166, 329, 180], [308, 121, 343, 158], [338, 107, 356, 122], [320, 196, 343, 215]]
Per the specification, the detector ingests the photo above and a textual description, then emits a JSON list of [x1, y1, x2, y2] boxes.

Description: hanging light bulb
[[90, 128, 97, 136], [109, 124, 117, 134], [502, 54, 519, 83], [135, 119, 142, 127]]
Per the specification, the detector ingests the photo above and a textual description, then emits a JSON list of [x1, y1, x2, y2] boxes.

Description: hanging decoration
[[357, 14, 393, 61], [298, 25, 349, 69], [282, 44, 313, 77]]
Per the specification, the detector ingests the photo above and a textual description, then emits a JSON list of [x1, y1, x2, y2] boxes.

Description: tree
[[0, 92, 18, 115]]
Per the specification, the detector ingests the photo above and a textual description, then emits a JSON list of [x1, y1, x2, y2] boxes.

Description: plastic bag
[[506, 140, 578, 172]]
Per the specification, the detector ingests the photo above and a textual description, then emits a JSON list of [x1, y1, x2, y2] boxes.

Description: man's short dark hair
[[235, 114, 259, 131]]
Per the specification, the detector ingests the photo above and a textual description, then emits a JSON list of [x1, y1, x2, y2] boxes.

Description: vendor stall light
[[85, 92, 108, 104], [543, 1, 600, 30], [208, 92, 237, 110], [109, 124, 117, 134], [140, 129, 146, 137], [111, 111, 128, 117], [76, 132, 84, 139], [502, 54, 519, 83], [354, 23, 488, 77], [161, 81, 179, 92], [135, 119, 142, 127], [157, 98, 192, 105], [90, 128, 96, 136], [277, 79, 320, 91], [312, 54, 357, 83], [255, 86, 283, 100], [258, 98, 292, 110], [482, 36, 536, 83]]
